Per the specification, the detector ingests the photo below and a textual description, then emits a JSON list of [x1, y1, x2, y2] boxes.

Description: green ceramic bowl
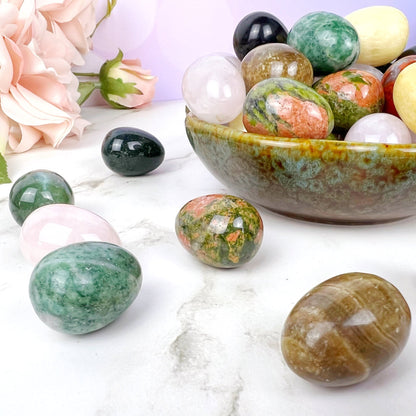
[[185, 113, 416, 224]]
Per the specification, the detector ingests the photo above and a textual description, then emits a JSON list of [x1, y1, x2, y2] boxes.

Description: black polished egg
[[101, 127, 165, 176]]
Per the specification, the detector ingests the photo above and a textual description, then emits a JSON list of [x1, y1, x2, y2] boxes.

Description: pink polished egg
[[344, 113, 412, 144], [20, 204, 121, 264], [182, 53, 246, 124]]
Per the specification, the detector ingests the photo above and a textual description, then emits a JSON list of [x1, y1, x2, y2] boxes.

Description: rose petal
[[0, 37, 14, 93], [0, 110, 10, 154], [8, 123, 42, 153]]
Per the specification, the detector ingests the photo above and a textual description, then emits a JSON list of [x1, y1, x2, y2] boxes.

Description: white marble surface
[[0, 100, 415, 415]]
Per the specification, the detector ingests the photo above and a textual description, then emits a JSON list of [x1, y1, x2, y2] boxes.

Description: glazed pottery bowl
[[185, 113, 416, 224]]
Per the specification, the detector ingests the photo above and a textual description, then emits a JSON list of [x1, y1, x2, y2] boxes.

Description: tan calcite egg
[[281, 272, 411, 387], [345, 6, 409, 67], [393, 62, 416, 134]]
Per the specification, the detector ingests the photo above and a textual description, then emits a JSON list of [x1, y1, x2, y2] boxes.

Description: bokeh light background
[[89, 0, 416, 102]]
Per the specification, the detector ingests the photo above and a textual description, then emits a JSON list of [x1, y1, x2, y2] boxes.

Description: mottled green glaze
[[243, 77, 334, 139], [186, 113, 416, 224], [175, 194, 263, 268], [29, 242, 142, 335], [9, 170, 74, 225], [287, 11, 359, 75]]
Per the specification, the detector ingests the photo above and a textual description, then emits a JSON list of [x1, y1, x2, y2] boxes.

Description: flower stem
[[73, 72, 100, 78], [74, 72, 99, 77], [78, 81, 101, 106], [91, 0, 118, 37]]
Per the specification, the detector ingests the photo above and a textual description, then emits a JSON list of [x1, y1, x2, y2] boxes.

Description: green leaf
[[0, 152, 11, 184], [92, 0, 118, 36], [100, 77, 141, 109], [105, 77, 140, 97], [77, 81, 100, 106]]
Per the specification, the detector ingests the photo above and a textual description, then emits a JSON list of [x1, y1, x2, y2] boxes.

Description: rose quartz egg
[[182, 53, 246, 124], [20, 204, 121, 264], [344, 113, 412, 144]]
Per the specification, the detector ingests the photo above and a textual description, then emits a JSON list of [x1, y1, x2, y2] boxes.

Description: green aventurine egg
[[9, 170, 74, 225], [29, 242, 142, 335]]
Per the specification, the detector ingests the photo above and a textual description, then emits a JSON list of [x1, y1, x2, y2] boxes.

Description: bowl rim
[[186, 112, 416, 155]]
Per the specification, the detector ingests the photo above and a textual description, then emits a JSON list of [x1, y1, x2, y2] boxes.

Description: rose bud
[[99, 50, 157, 109]]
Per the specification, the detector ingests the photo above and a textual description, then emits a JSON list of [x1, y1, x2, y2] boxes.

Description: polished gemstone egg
[[281, 272, 411, 387], [287, 11, 359, 75], [313, 69, 384, 130], [346, 63, 384, 80], [345, 6, 409, 67], [344, 113, 412, 144], [9, 170, 74, 226], [241, 43, 314, 91], [182, 54, 246, 124], [29, 242, 142, 335], [20, 204, 121, 264], [175, 194, 263, 268], [393, 62, 416, 134], [233, 11, 288, 61], [243, 77, 334, 138], [382, 55, 416, 117], [102, 127, 165, 176]]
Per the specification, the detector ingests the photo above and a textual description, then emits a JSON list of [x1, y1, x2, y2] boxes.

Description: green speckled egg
[[175, 194, 263, 268], [313, 69, 384, 130], [287, 11, 360, 75], [29, 242, 142, 335], [243, 77, 334, 139]]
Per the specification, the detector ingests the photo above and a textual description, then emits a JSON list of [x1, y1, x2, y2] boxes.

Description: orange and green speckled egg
[[313, 69, 384, 130], [243, 77, 334, 139], [175, 194, 263, 268]]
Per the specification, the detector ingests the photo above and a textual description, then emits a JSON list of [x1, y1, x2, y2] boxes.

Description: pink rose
[[99, 50, 157, 109], [0, 3, 89, 153], [37, 0, 97, 58], [0, 0, 35, 93], [1, 72, 88, 153]]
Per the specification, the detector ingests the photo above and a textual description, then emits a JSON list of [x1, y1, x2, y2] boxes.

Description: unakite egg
[[313, 69, 384, 130], [175, 194, 263, 268], [29, 242, 142, 335], [243, 77, 334, 138]]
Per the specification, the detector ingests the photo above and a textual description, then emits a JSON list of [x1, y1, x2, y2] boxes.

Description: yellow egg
[[345, 6, 408, 67], [393, 62, 416, 134]]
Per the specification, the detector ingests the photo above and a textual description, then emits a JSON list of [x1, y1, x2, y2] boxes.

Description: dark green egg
[[9, 170, 74, 225], [101, 127, 165, 176]]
